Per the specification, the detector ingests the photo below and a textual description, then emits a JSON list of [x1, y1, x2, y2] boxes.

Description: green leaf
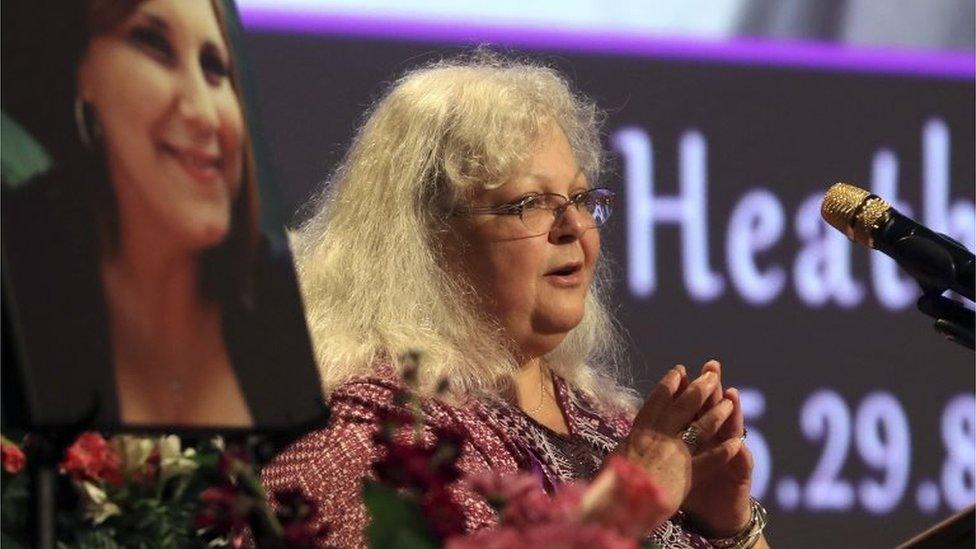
[[69, 527, 123, 548], [361, 481, 437, 549], [0, 110, 51, 188]]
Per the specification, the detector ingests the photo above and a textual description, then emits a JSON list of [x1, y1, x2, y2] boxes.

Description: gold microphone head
[[820, 182, 892, 247]]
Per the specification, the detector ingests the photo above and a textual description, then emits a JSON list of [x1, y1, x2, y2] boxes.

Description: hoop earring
[[73, 97, 99, 149]]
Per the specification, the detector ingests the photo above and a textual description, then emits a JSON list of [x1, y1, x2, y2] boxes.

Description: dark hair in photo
[[2, 0, 260, 305]]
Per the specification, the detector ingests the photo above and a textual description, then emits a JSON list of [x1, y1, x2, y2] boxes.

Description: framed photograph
[[2, 0, 326, 431]]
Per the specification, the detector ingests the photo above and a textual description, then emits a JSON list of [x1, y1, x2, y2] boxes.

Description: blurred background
[[234, 1, 975, 546]]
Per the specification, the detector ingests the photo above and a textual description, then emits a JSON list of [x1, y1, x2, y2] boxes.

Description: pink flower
[[579, 455, 670, 538], [499, 481, 564, 527], [468, 471, 581, 528], [461, 457, 669, 545], [446, 526, 523, 549], [1, 440, 26, 474], [548, 482, 587, 518], [59, 432, 122, 486], [468, 471, 541, 506], [447, 523, 637, 549]]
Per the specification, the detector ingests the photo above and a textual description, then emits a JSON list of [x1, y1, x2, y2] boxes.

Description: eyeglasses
[[452, 187, 615, 236]]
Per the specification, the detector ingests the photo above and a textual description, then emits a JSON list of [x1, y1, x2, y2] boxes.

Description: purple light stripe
[[239, 7, 975, 80]]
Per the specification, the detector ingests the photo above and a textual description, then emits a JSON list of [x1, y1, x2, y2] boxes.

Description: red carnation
[[195, 484, 252, 535], [1, 440, 26, 474], [59, 432, 122, 486]]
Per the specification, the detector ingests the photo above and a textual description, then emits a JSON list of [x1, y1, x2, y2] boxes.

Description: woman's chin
[[532, 308, 585, 337], [182, 219, 231, 250]]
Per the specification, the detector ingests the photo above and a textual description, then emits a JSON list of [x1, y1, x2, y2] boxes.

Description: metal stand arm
[[917, 293, 975, 351]]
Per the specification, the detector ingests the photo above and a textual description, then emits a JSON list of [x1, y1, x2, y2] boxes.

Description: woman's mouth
[[544, 262, 584, 287], [160, 143, 223, 185]]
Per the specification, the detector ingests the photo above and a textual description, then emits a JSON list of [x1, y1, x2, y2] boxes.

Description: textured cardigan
[[261, 370, 711, 548]]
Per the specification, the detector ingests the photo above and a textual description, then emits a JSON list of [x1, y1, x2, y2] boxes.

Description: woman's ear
[[76, 50, 95, 102]]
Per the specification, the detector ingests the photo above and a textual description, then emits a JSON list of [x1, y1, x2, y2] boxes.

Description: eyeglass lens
[[521, 189, 614, 234]]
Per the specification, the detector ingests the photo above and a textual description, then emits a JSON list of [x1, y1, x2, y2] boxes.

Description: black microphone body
[[823, 183, 975, 348], [874, 208, 975, 301]]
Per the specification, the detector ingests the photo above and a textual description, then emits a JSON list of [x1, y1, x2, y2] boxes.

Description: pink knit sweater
[[261, 370, 710, 548]]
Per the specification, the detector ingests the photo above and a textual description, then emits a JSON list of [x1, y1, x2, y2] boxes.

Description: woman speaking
[[264, 53, 770, 548]]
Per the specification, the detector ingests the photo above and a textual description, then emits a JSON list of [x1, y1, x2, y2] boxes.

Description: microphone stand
[[888, 228, 975, 352], [917, 292, 975, 351]]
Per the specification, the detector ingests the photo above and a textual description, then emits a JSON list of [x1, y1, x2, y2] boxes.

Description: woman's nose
[[176, 71, 218, 136], [548, 204, 588, 243]]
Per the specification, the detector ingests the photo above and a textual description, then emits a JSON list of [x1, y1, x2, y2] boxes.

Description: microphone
[[821, 182, 975, 301]]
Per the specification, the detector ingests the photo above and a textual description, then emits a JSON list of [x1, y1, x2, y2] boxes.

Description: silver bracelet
[[678, 497, 768, 549], [702, 497, 768, 549]]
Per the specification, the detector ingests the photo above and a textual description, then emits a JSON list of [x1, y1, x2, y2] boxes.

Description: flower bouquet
[[0, 432, 321, 548]]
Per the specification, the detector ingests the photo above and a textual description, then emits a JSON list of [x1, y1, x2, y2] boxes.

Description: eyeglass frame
[[450, 187, 616, 235]]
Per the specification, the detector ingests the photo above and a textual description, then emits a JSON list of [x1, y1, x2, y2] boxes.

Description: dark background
[[240, 32, 975, 547]]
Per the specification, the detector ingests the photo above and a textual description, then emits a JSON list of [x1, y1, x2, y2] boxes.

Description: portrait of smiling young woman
[[78, 0, 246, 254], [2, 0, 322, 429]]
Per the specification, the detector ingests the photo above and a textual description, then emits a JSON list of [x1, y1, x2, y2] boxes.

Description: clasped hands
[[613, 360, 754, 539]]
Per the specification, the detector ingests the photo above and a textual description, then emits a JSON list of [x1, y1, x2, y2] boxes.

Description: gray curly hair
[[292, 52, 637, 412]]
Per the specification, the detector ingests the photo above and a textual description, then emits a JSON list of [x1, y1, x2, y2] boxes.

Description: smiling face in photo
[[78, 0, 244, 251]]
